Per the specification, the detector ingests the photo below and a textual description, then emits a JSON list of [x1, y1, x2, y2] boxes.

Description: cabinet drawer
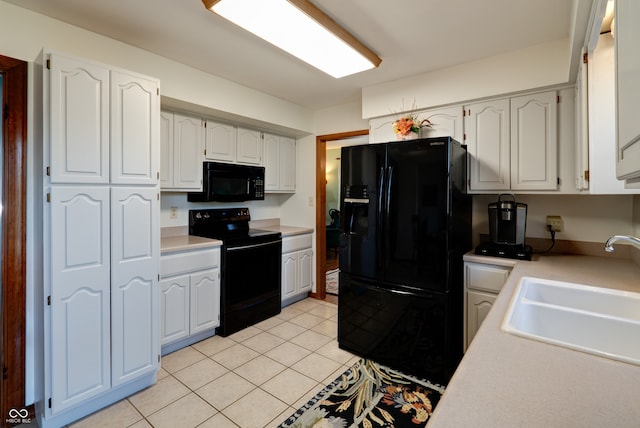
[[282, 233, 312, 253], [161, 247, 220, 278], [465, 263, 511, 293]]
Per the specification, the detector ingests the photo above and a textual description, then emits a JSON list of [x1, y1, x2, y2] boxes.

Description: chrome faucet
[[604, 235, 640, 252]]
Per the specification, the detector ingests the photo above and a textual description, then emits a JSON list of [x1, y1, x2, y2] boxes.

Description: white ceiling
[[3, 0, 586, 110]]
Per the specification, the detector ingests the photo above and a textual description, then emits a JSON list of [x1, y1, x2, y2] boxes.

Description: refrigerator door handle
[[377, 166, 385, 266]]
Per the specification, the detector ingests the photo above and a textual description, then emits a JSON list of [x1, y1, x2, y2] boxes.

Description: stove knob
[[195, 212, 202, 219], [203, 213, 210, 219]]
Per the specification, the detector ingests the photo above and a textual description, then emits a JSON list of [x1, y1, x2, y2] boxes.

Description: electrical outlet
[[546, 215, 563, 232], [170, 206, 178, 219]]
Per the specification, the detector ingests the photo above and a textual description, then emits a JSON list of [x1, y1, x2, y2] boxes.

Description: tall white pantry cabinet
[[38, 50, 161, 427]]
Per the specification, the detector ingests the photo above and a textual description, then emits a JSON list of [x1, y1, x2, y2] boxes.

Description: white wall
[[0, 1, 313, 134], [362, 38, 571, 119], [472, 194, 635, 246]]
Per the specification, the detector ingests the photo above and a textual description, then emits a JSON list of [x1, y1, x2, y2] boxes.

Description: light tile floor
[[68, 298, 357, 428]]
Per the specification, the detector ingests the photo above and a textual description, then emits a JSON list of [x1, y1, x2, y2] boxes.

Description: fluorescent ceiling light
[[202, 0, 382, 78]]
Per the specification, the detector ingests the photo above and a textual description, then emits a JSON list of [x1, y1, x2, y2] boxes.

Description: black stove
[[189, 208, 282, 336], [189, 207, 281, 246]]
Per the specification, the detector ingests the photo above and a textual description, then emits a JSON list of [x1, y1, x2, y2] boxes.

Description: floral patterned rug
[[277, 358, 445, 428], [326, 269, 339, 295]]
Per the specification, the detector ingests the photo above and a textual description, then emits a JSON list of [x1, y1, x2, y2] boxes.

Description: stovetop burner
[[188, 207, 281, 246]]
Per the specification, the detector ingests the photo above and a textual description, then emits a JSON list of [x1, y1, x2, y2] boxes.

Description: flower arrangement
[[392, 113, 433, 140], [392, 113, 420, 137]]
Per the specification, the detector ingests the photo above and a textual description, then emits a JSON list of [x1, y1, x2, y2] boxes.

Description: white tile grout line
[[117, 298, 350, 428]]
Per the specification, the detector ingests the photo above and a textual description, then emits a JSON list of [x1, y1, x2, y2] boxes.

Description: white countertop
[[159, 223, 313, 253], [428, 253, 640, 428], [160, 234, 222, 254]]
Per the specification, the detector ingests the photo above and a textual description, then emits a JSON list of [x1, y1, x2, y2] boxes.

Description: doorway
[[0, 54, 28, 422], [314, 130, 368, 303]]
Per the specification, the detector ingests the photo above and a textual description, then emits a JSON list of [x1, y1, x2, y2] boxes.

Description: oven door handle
[[226, 240, 281, 252]]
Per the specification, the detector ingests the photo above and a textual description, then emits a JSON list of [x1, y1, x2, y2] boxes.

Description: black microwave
[[187, 162, 265, 202]]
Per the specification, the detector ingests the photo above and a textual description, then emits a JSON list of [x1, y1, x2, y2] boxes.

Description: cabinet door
[[465, 99, 511, 191], [160, 111, 174, 188], [204, 120, 236, 162], [110, 187, 159, 387], [369, 116, 396, 144], [110, 70, 159, 185], [173, 113, 204, 190], [510, 91, 558, 190], [237, 127, 263, 165], [160, 276, 190, 346], [263, 133, 280, 191], [190, 269, 220, 335], [50, 186, 111, 413], [279, 137, 296, 192], [615, 0, 640, 181], [465, 290, 496, 350], [281, 252, 298, 300], [297, 249, 313, 293], [48, 53, 109, 184], [420, 106, 464, 142]]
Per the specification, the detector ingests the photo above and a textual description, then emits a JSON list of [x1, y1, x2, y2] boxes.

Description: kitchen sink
[[502, 276, 640, 366]]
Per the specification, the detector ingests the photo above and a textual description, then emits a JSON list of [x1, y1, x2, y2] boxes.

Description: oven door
[[220, 239, 282, 335]]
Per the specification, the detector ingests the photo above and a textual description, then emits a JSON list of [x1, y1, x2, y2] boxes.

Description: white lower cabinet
[[281, 233, 313, 306], [464, 260, 513, 351], [160, 246, 221, 355]]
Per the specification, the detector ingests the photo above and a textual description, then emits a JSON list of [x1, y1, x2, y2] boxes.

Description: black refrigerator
[[338, 137, 471, 384]]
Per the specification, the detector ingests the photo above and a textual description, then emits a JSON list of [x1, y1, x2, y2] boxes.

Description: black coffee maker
[[476, 194, 532, 260]]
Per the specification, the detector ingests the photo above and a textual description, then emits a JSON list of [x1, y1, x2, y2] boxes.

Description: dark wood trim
[[0, 54, 28, 425], [314, 129, 368, 301]]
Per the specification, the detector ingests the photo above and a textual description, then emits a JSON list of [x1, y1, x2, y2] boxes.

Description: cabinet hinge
[[557, 177, 561, 185], [3, 103, 8, 121], [46, 166, 50, 176], [46, 59, 51, 70], [157, 172, 160, 180], [2, 364, 7, 380], [583, 52, 588, 64], [157, 88, 160, 96], [158, 355, 161, 363], [463, 133, 466, 141], [157, 193, 160, 200], [46, 193, 51, 203], [557, 95, 560, 104], [204, 148, 207, 156], [47, 296, 51, 305], [584, 170, 590, 181], [157, 274, 160, 281], [48, 398, 52, 408]]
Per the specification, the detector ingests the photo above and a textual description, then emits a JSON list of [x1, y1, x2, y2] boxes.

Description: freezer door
[[384, 139, 452, 292], [338, 273, 457, 384], [339, 144, 386, 280]]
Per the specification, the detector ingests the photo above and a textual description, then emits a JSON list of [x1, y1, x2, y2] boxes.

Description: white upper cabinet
[[465, 98, 511, 191], [49, 54, 109, 184], [204, 119, 236, 162], [237, 127, 263, 165], [466, 91, 558, 193], [419, 106, 464, 142], [369, 106, 464, 144], [264, 133, 296, 193], [510, 91, 558, 190], [161, 111, 204, 191], [615, 0, 640, 182], [110, 70, 159, 185]]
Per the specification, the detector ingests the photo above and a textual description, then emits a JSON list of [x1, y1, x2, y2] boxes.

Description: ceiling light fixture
[[201, 0, 382, 78]]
